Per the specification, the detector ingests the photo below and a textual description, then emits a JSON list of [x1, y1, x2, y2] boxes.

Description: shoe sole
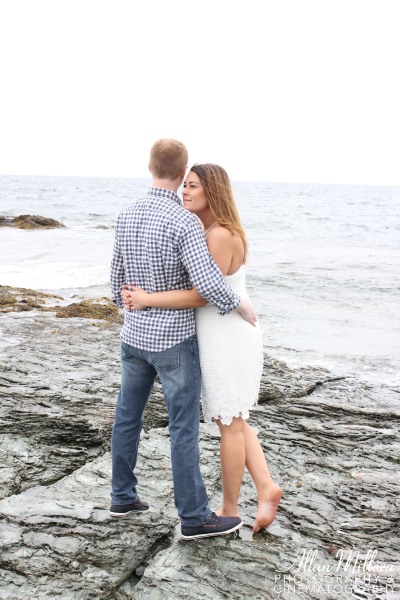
[[181, 520, 243, 540], [109, 508, 150, 517]]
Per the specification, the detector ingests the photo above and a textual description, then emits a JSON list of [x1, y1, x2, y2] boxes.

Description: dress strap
[[203, 222, 218, 239]]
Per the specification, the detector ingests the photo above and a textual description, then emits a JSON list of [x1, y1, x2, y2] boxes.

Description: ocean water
[[1, 174, 399, 387]]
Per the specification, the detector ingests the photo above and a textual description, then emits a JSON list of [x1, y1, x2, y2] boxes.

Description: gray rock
[[130, 385, 400, 599], [0, 214, 64, 229], [0, 312, 166, 500], [0, 310, 399, 599], [0, 432, 177, 600]]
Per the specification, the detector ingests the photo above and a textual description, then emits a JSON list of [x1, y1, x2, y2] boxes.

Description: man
[[110, 139, 255, 539]]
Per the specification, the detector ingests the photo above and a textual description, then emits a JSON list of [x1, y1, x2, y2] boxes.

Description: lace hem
[[202, 398, 259, 426]]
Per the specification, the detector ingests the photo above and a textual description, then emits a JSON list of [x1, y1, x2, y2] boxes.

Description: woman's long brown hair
[[190, 163, 248, 262]]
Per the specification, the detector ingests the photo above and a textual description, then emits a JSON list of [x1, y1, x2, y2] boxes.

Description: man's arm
[[110, 215, 126, 308], [177, 218, 240, 315], [123, 284, 257, 325]]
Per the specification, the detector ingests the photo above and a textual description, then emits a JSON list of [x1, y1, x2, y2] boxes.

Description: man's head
[[149, 139, 188, 181]]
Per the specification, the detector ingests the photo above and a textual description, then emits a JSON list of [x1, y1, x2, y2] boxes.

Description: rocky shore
[[0, 286, 122, 323], [0, 288, 399, 599]]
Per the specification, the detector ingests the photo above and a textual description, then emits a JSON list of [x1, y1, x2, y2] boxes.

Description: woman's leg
[[243, 421, 282, 532], [215, 417, 282, 531], [215, 417, 246, 517]]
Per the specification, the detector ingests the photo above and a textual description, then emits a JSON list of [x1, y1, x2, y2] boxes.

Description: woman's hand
[[235, 297, 257, 326], [121, 285, 150, 310]]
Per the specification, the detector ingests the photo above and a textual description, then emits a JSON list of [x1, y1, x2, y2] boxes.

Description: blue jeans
[[111, 334, 211, 526]]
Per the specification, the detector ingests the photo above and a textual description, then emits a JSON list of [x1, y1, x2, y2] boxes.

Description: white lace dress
[[195, 265, 264, 425]]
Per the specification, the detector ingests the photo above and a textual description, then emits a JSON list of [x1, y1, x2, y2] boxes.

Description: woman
[[122, 164, 282, 532]]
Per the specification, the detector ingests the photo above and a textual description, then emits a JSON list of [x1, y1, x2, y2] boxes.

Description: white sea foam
[[0, 227, 114, 289]]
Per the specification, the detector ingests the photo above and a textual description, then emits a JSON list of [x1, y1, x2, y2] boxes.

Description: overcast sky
[[1, 0, 399, 185]]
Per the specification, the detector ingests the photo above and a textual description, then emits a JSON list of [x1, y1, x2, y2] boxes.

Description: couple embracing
[[109, 139, 281, 539]]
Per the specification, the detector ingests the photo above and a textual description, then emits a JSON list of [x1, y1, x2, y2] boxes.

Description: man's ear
[[148, 163, 152, 174]]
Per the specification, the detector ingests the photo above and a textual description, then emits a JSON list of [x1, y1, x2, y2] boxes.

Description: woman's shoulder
[[207, 225, 244, 255], [207, 224, 234, 242], [208, 225, 244, 247]]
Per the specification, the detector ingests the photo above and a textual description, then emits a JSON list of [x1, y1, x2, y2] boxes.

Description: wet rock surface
[[0, 214, 64, 229], [0, 312, 162, 501], [0, 309, 399, 599]]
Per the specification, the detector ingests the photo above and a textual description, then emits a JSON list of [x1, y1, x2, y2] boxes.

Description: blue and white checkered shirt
[[110, 187, 240, 351]]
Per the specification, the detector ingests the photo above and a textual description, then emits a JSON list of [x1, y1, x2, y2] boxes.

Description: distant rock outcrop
[[0, 214, 64, 229]]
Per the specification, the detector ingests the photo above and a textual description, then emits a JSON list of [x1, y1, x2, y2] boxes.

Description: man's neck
[[152, 177, 181, 194]]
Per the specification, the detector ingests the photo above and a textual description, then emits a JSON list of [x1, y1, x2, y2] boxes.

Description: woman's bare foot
[[252, 484, 282, 533]]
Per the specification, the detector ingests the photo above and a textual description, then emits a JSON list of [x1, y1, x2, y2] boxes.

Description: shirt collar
[[147, 187, 182, 206]]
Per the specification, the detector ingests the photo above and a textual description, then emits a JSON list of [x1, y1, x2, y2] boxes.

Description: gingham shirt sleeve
[[110, 214, 125, 309], [178, 218, 240, 315]]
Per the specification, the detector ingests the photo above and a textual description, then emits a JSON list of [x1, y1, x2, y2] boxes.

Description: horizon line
[[0, 172, 399, 189]]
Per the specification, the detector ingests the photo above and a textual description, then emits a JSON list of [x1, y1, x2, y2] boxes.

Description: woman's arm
[[122, 227, 238, 311], [122, 285, 207, 310]]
